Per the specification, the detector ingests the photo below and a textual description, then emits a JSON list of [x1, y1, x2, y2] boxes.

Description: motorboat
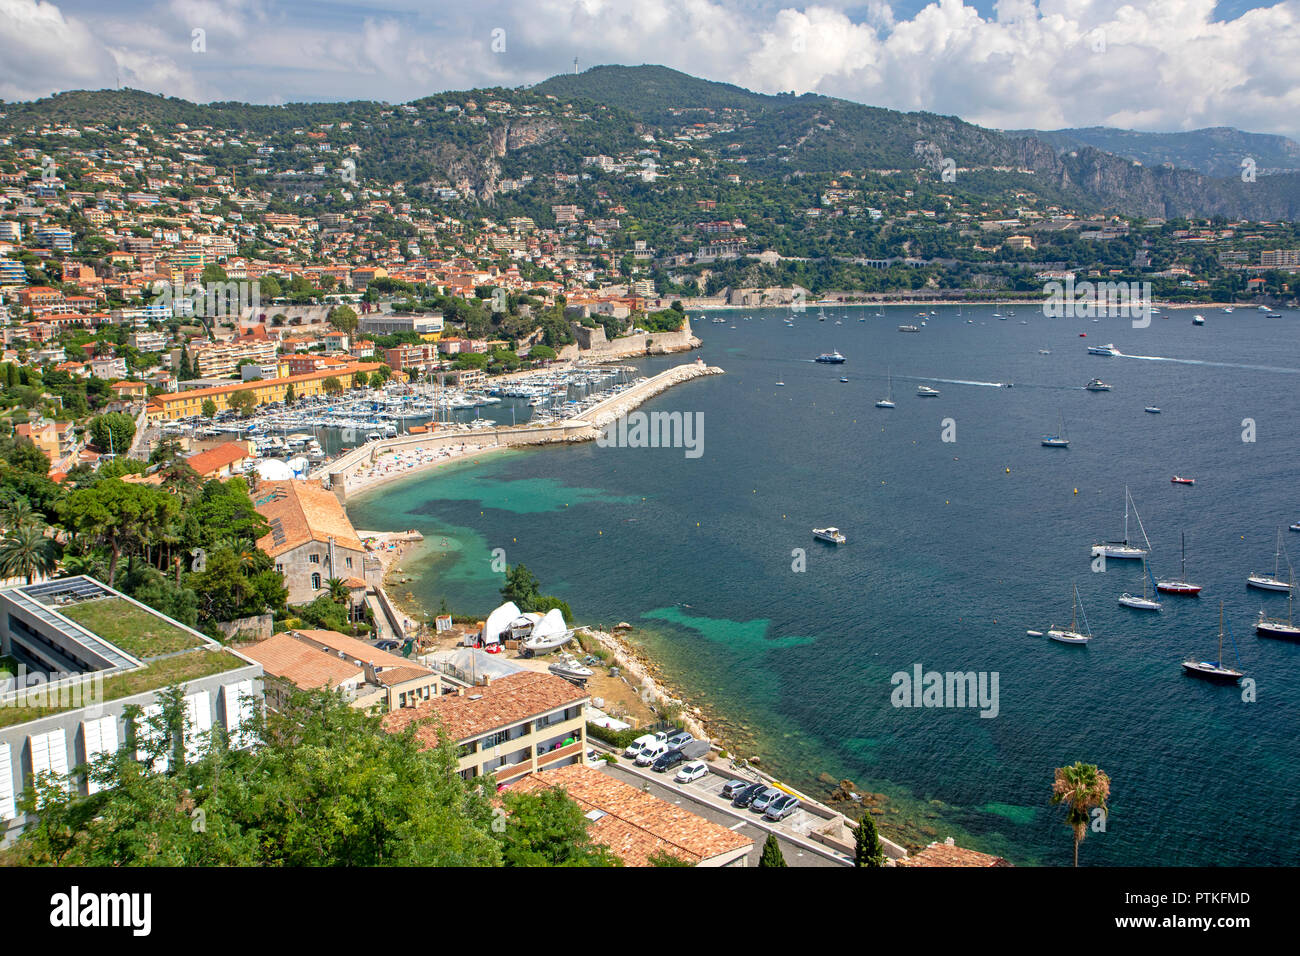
[[548, 655, 594, 683], [916, 384, 940, 397], [1145, 406, 1161, 414], [898, 325, 921, 333], [1087, 343, 1119, 356], [1192, 314, 1205, 325], [1171, 476, 1195, 485], [813, 527, 847, 544], [839, 376, 849, 383], [1182, 603, 1244, 682], [815, 351, 847, 364], [1084, 379, 1112, 391]]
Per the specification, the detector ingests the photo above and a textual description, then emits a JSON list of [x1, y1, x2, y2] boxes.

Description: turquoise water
[[349, 304, 1300, 865]]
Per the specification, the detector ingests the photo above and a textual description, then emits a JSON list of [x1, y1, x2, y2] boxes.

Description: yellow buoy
[[1005, 467, 1010, 473], [1073, 488, 1078, 494]]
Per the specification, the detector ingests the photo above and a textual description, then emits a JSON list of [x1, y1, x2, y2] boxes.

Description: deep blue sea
[[349, 304, 1300, 866]]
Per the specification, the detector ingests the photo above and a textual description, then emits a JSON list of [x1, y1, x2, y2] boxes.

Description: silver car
[[750, 787, 782, 813], [764, 794, 800, 821]]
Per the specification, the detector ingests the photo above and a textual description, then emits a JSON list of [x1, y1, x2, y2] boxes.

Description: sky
[[1, 0, 1299, 138]]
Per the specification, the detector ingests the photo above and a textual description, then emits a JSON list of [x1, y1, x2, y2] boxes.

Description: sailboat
[[1041, 412, 1069, 447], [875, 370, 895, 408], [1182, 602, 1244, 682], [1157, 532, 1203, 595], [1247, 529, 1294, 591], [1092, 486, 1148, 560], [1048, 583, 1092, 644], [1257, 567, 1300, 638], [1119, 559, 1162, 610]]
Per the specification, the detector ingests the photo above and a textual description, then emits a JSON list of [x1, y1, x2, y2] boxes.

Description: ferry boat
[[1182, 603, 1244, 683], [812, 527, 847, 544], [1084, 379, 1112, 391], [916, 384, 940, 397], [1087, 343, 1119, 356], [1158, 533, 1203, 595], [815, 351, 847, 364], [898, 324, 921, 333]]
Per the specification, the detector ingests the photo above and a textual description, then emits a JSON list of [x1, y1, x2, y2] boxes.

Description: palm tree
[[326, 576, 350, 604], [0, 525, 62, 585], [1, 498, 39, 531], [1051, 762, 1111, 866]]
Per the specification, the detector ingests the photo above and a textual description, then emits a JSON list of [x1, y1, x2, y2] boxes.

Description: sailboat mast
[[1218, 602, 1225, 662]]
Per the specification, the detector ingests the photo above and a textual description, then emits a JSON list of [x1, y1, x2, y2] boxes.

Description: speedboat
[[1038, 349, 1051, 355], [875, 398, 896, 408], [1192, 314, 1205, 325], [898, 325, 921, 333], [1267, 312, 1282, 318], [1087, 343, 1119, 356], [548, 656, 594, 683], [1171, 476, 1195, 485], [916, 385, 940, 397], [839, 376, 849, 383], [1145, 406, 1161, 414], [1223, 307, 1234, 313], [815, 351, 846, 364], [1291, 522, 1300, 532], [812, 527, 847, 544], [1084, 379, 1111, 391]]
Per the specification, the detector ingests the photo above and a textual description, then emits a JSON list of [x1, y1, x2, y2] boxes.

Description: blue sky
[[2, 1, 1298, 138]]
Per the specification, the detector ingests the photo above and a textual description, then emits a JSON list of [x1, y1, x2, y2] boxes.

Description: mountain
[[1005, 126, 1300, 179], [4, 66, 1298, 220]]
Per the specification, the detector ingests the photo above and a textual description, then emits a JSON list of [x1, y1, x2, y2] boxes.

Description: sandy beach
[[343, 440, 506, 497]]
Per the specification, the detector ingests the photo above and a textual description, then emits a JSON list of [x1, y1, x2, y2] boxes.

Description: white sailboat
[[1247, 529, 1294, 592], [1257, 570, 1300, 639], [1092, 486, 1149, 560], [876, 370, 895, 408], [1119, 559, 1162, 610], [1041, 412, 1069, 447], [1048, 584, 1093, 644]]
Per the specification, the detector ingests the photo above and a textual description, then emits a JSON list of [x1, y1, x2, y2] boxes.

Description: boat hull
[[1181, 662, 1242, 682], [1157, 581, 1202, 595], [1247, 576, 1294, 592], [1093, 545, 1147, 560], [1257, 618, 1300, 640], [1119, 594, 1161, 610], [1047, 629, 1090, 644]]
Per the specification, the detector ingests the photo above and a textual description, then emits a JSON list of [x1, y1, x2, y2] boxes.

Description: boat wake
[[1117, 353, 1300, 375]]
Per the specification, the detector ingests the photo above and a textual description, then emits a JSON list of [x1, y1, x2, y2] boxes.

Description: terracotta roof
[[254, 481, 365, 557], [240, 632, 364, 690], [372, 665, 434, 687], [506, 765, 753, 866], [897, 839, 1012, 867], [382, 671, 587, 743], [185, 441, 251, 477], [291, 629, 421, 673]]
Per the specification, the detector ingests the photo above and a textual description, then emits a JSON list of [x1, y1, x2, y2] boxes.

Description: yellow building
[[145, 362, 381, 423]]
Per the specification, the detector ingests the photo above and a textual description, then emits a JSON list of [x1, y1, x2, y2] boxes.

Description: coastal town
[[0, 57, 1293, 879]]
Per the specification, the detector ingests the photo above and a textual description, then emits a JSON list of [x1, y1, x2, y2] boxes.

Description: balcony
[[537, 740, 582, 767]]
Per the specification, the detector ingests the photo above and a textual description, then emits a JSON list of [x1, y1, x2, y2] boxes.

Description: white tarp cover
[[530, 608, 567, 642], [482, 601, 521, 645], [430, 647, 527, 680]]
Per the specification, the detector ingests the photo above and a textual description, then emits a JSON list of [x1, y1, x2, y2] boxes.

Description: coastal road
[[596, 760, 849, 867]]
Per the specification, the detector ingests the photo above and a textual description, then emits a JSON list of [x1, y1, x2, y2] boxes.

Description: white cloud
[[1, 0, 1297, 139]]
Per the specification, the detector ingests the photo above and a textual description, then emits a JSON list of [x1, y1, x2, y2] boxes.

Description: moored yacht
[[1192, 314, 1205, 325], [812, 527, 847, 544], [1257, 576, 1300, 639], [916, 384, 940, 397], [1048, 584, 1092, 644], [1092, 486, 1149, 560], [1157, 533, 1203, 595], [1182, 603, 1244, 682], [1247, 529, 1293, 592], [1084, 379, 1112, 391]]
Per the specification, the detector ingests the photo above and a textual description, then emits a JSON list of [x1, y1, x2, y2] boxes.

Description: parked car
[[374, 640, 400, 651], [665, 730, 695, 751], [635, 742, 669, 766], [721, 779, 750, 799], [750, 787, 782, 814], [732, 782, 768, 808], [675, 760, 709, 784], [624, 732, 666, 758], [652, 749, 686, 772], [764, 794, 800, 821]]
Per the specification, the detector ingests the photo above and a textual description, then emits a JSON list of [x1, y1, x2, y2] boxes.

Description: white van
[[623, 731, 667, 758], [635, 742, 670, 766]]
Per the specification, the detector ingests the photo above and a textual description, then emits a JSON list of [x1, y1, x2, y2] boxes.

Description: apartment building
[[190, 338, 278, 377], [0, 576, 263, 846], [144, 362, 381, 422], [381, 671, 588, 785], [357, 313, 443, 336], [1260, 249, 1300, 268]]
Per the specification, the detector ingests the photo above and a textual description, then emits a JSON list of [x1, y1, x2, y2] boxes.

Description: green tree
[[187, 546, 286, 625], [323, 376, 343, 395], [854, 813, 885, 867], [89, 412, 136, 454], [57, 478, 179, 586], [327, 304, 359, 334], [759, 833, 787, 867], [227, 390, 257, 418], [283, 382, 296, 404], [201, 397, 218, 418], [501, 563, 541, 608], [1051, 762, 1111, 867], [0, 524, 61, 584], [498, 788, 622, 867]]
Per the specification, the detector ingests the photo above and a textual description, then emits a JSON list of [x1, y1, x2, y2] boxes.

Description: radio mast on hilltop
[[573, 56, 579, 74]]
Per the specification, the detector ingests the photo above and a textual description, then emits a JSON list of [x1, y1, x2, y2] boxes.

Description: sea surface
[[348, 304, 1300, 866]]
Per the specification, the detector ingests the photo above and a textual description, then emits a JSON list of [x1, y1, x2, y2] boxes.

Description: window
[[275, 563, 283, 573], [309, 553, 320, 564], [311, 573, 321, 590], [82, 715, 119, 795], [483, 729, 510, 749], [345, 556, 353, 569]]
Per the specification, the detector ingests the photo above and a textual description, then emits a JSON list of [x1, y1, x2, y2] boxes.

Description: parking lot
[[596, 755, 849, 867]]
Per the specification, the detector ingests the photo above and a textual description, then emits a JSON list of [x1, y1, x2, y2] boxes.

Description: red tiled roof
[[381, 671, 587, 743], [239, 632, 363, 690], [185, 441, 252, 477], [896, 839, 1012, 867]]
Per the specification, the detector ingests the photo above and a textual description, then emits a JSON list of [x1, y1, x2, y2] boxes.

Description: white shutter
[[29, 728, 69, 779], [0, 744, 14, 820], [223, 680, 255, 749], [184, 691, 212, 761], [136, 703, 169, 773], [82, 716, 119, 794]]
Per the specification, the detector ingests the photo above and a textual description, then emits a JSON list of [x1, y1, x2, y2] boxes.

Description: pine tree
[[759, 833, 786, 868], [854, 813, 885, 867]]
